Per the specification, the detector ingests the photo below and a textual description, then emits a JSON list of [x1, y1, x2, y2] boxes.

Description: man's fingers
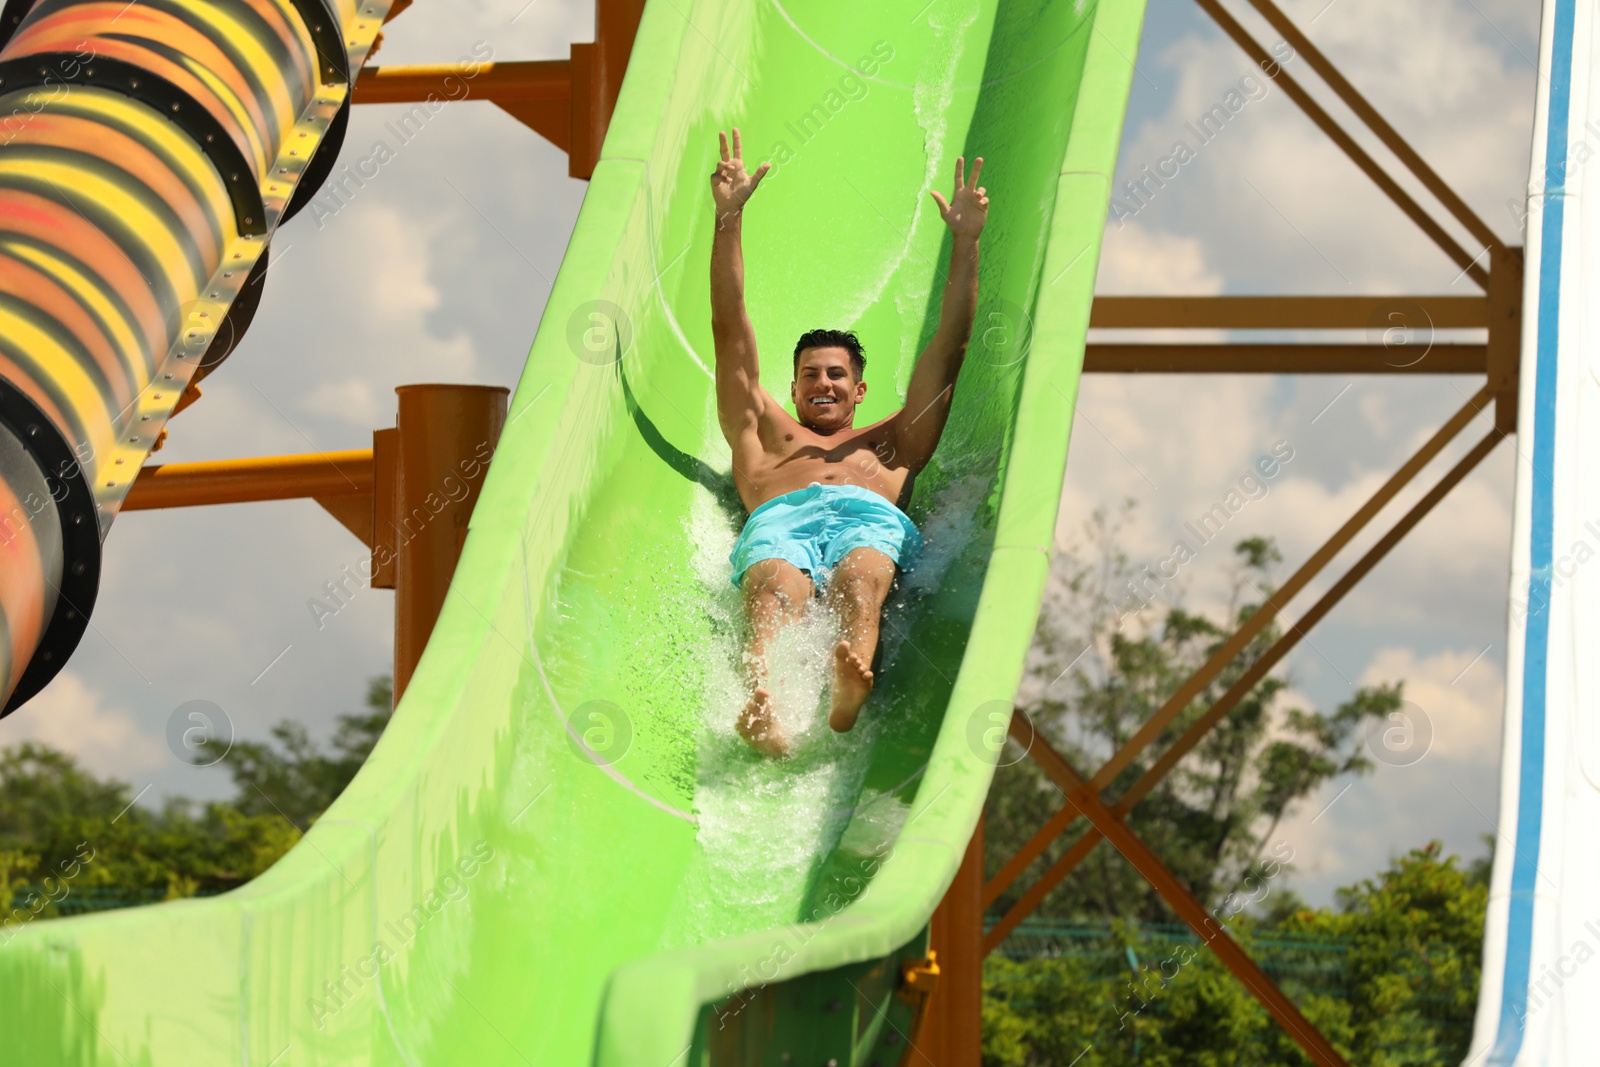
[[752, 161, 772, 186], [953, 155, 965, 189], [719, 130, 729, 163], [732, 126, 743, 159], [930, 189, 949, 214], [969, 156, 984, 188]]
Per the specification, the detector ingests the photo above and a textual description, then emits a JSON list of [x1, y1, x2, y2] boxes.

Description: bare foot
[[737, 687, 791, 758], [829, 640, 874, 732]]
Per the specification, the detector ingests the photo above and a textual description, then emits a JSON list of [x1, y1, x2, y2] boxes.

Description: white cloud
[[300, 376, 387, 428], [4, 672, 166, 778], [1095, 222, 1224, 294], [1360, 645, 1504, 764], [1264, 643, 1504, 899]]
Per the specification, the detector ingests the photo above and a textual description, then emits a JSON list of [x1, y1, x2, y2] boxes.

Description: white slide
[[1468, 0, 1600, 1062]]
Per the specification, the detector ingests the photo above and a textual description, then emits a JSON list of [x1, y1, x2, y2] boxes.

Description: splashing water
[[657, 464, 993, 951]]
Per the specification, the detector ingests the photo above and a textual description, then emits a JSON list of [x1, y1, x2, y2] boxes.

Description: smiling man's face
[[791, 346, 867, 433]]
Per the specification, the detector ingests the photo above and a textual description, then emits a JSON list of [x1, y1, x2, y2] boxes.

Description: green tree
[[220, 674, 392, 828], [982, 843, 1487, 1066], [1276, 842, 1486, 1064], [0, 741, 300, 905], [0, 674, 392, 915], [986, 505, 1403, 923]]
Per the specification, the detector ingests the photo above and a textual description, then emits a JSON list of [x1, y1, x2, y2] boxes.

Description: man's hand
[[711, 127, 770, 228], [929, 155, 988, 239]]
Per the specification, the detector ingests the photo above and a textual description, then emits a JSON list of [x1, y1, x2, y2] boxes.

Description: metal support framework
[[123, 383, 507, 702], [967, 0, 1526, 1061], [352, 0, 644, 177], [1085, 0, 1518, 378], [983, 418, 1506, 953], [982, 387, 1493, 907], [122, 451, 374, 510]]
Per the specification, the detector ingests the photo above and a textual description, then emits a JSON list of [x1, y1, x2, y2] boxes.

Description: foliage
[[980, 506, 1482, 1062], [1273, 842, 1487, 1064], [221, 675, 393, 828], [986, 505, 1404, 923], [0, 676, 391, 919], [983, 843, 1487, 1066]]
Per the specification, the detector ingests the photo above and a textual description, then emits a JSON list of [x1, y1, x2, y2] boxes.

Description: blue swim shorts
[[729, 483, 921, 588]]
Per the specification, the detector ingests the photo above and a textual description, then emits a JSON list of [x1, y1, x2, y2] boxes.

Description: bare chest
[[737, 420, 910, 509]]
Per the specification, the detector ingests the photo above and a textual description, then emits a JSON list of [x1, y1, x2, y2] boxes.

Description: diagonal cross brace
[[982, 423, 1506, 949], [985, 388, 1491, 911], [1011, 711, 1352, 1067], [1193, 0, 1490, 287], [1238, 0, 1501, 253]]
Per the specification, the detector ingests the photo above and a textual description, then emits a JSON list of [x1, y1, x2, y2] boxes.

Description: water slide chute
[[0, 0, 1147, 1061], [1469, 0, 1600, 1062]]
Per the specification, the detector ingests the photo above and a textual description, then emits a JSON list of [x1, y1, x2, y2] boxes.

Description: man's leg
[[738, 558, 814, 757], [826, 547, 896, 732]]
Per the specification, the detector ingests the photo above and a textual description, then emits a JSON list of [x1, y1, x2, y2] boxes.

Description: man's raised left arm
[[895, 155, 988, 470]]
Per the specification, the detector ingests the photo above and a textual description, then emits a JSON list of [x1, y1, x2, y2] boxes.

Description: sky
[[0, 0, 1543, 909]]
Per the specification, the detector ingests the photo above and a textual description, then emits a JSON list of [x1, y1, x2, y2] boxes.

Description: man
[[710, 127, 988, 758]]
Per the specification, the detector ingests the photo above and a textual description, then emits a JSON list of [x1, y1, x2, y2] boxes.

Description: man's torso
[[730, 392, 913, 513]]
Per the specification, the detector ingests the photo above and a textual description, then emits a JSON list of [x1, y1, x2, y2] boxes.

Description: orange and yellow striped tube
[[0, 0, 392, 711]]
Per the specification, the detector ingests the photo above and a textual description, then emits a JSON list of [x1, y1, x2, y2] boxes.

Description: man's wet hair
[[793, 328, 866, 380]]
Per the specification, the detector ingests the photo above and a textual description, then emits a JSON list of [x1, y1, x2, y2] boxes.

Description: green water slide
[[1, 0, 1144, 1062]]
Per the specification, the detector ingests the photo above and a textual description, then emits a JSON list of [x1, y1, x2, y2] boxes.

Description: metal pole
[[915, 817, 985, 1065], [122, 451, 373, 509], [391, 384, 507, 701]]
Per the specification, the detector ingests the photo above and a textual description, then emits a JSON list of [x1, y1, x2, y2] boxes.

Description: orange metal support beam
[[122, 450, 373, 509], [390, 384, 507, 700], [1083, 342, 1485, 374], [1011, 712, 1351, 1067], [352, 61, 570, 105], [1088, 294, 1488, 330], [1192, 0, 1488, 287], [910, 819, 985, 1065], [982, 427, 1507, 954], [352, 61, 574, 152], [1487, 246, 1525, 432], [577, 0, 646, 176]]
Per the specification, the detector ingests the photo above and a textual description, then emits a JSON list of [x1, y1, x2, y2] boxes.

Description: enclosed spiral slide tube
[[0, 0, 390, 711]]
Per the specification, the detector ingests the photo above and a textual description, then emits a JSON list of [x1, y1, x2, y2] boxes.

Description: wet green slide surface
[[0, 0, 1143, 1063]]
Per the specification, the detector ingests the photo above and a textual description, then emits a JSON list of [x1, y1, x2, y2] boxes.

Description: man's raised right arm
[[709, 127, 770, 441]]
